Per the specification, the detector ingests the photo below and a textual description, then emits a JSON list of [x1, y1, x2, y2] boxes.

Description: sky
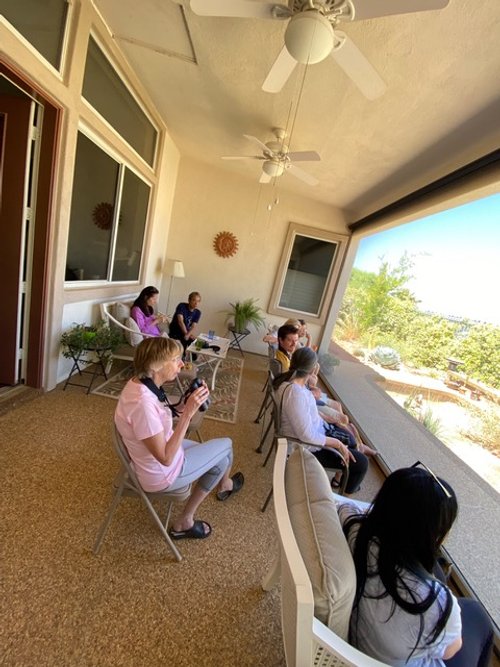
[[354, 193, 500, 326]]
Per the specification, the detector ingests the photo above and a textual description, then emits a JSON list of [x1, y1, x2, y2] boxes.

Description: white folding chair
[[93, 425, 191, 561]]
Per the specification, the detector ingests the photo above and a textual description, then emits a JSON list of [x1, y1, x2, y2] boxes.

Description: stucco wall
[[163, 156, 349, 354]]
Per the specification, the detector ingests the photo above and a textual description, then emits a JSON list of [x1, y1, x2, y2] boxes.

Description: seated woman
[[114, 337, 244, 540], [273, 347, 368, 495], [131, 286, 168, 337], [337, 464, 493, 666], [169, 291, 202, 354]]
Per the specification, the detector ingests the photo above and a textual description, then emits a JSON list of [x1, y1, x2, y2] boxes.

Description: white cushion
[[285, 446, 356, 641], [115, 301, 131, 323], [124, 317, 143, 347]]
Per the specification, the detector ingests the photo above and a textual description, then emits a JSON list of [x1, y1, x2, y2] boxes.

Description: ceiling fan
[[222, 128, 321, 184], [189, 0, 449, 98]]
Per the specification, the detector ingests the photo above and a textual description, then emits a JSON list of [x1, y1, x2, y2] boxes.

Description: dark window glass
[[66, 133, 119, 281], [279, 235, 338, 315], [111, 169, 150, 281], [82, 38, 157, 166], [1, 0, 68, 69], [66, 133, 151, 283]]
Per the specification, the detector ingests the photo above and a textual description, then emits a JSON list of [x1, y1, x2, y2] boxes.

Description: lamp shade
[[167, 259, 186, 278]]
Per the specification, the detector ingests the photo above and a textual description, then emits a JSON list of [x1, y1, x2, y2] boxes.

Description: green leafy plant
[[60, 321, 122, 362], [224, 298, 266, 333], [403, 390, 447, 440]]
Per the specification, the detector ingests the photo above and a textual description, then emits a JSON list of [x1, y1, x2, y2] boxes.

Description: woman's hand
[[327, 438, 356, 464], [184, 381, 209, 417]]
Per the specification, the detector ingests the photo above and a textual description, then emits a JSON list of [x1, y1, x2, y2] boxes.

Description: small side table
[[63, 345, 112, 394], [227, 325, 250, 357]]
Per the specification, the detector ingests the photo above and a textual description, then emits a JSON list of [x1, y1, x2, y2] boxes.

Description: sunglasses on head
[[411, 460, 452, 499]]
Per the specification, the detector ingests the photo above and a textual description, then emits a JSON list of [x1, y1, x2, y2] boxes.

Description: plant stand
[[63, 345, 112, 394], [227, 325, 250, 357]]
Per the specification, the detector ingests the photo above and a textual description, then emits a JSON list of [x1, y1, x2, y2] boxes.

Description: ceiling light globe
[[285, 11, 334, 65], [262, 160, 284, 178]]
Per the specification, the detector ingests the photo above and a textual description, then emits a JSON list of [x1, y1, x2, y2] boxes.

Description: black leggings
[[313, 446, 368, 495], [444, 598, 493, 667], [433, 563, 494, 667]]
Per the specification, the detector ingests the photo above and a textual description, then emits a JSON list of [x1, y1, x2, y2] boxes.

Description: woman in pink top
[[130, 286, 168, 337], [115, 337, 244, 540]]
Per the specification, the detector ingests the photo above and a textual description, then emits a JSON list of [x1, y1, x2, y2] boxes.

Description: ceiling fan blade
[[286, 164, 318, 186], [243, 134, 270, 153], [352, 0, 449, 21], [262, 45, 297, 93], [259, 172, 273, 184], [221, 155, 262, 160], [190, 0, 280, 19], [331, 32, 386, 100], [287, 150, 321, 162]]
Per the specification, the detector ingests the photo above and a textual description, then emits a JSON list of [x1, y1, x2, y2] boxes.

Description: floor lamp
[[165, 259, 185, 317]]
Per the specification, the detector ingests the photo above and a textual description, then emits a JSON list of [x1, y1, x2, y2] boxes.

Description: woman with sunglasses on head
[[335, 464, 493, 666]]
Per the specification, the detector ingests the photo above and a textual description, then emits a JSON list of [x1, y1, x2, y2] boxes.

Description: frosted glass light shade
[[262, 160, 284, 177], [285, 12, 333, 65], [171, 260, 185, 278]]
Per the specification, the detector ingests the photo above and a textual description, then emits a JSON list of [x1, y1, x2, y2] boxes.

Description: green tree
[[405, 314, 459, 370], [337, 253, 417, 339], [457, 324, 500, 389], [335, 254, 499, 389]]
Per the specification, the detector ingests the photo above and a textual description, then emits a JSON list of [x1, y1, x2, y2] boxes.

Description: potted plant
[[224, 298, 266, 333], [60, 321, 122, 364]]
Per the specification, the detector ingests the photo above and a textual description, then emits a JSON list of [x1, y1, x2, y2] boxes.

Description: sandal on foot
[[169, 520, 212, 540], [216, 472, 244, 501]]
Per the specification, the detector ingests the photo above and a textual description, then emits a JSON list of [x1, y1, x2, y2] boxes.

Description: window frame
[[81, 32, 160, 170], [268, 222, 348, 325], [64, 124, 153, 288], [0, 0, 72, 77]]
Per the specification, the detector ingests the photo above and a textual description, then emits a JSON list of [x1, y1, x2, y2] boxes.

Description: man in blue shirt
[[169, 291, 202, 355]]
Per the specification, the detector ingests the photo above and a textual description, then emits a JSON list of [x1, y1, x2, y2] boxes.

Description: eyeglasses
[[411, 461, 452, 499]]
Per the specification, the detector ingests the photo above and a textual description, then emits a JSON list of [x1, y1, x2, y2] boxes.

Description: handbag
[[323, 422, 353, 447]]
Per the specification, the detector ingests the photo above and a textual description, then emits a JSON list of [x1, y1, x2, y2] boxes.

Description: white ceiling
[[95, 0, 500, 219]]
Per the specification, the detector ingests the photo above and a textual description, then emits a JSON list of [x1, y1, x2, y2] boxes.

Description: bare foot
[[358, 443, 378, 457]]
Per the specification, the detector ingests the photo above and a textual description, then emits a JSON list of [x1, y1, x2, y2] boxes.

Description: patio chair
[[100, 299, 196, 391], [260, 387, 349, 512], [262, 438, 389, 667], [93, 425, 191, 562], [255, 356, 283, 452]]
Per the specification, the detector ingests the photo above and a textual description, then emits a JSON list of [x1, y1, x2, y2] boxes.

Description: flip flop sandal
[[216, 471, 244, 501], [169, 520, 212, 540]]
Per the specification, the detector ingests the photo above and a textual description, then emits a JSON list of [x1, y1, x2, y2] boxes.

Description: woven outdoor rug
[[91, 356, 244, 424]]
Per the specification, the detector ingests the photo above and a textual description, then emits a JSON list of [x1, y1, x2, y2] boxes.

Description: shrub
[[370, 346, 401, 370], [460, 405, 500, 456]]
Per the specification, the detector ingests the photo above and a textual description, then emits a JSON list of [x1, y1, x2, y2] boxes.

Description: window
[[65, 132, 150, 283], [268, 223, 347, 324], [1, 0, 68, 70], [82, 37, 157, 166]]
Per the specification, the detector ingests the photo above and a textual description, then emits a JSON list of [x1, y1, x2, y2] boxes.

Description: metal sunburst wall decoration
[[213, 231, 239, 258]]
